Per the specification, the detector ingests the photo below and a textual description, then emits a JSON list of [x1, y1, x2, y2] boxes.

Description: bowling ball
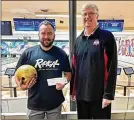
[[15, 65, 37, 84]]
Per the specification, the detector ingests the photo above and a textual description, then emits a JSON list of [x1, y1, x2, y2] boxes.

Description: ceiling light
[[4, 9, 31, 14], [35, 14, 81, 18]]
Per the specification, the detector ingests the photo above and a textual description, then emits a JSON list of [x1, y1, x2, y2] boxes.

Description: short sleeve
[[63, 53, 71, 72], [15, 51, 28, 71]]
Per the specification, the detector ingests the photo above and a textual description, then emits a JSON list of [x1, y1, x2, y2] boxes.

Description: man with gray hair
[[71, 3, 117, 119], [15, 20, 72, 119]]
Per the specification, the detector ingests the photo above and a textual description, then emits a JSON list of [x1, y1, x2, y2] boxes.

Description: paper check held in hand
[[47, 77, 68, 86]]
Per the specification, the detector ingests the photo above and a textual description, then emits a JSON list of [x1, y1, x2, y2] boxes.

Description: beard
[[40, 38, 54, 48]]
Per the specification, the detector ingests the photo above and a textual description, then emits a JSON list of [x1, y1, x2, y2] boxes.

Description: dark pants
[[102, 103, 111, 119], [77, 100, 111, 119]]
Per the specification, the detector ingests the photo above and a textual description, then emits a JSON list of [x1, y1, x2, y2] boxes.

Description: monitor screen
[[1, 21, 13, 35], [13, 18, 56, 31], [98, 20, 124, 32], [117, 68, 121, 75], [13, 18, 35, 31], [5, 68, 16, 76], [123, 67, 134, 75]]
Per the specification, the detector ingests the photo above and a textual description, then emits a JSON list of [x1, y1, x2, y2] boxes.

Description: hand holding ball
[[15, 65, 37, 90]]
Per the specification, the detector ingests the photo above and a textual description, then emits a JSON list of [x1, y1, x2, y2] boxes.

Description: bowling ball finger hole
[[21, 77, 25, 84], [22, 77, 25, 80], [34, 74, 37, 78]]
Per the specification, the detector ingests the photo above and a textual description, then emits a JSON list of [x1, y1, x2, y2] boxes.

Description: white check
[[47, 77, 68, 86]]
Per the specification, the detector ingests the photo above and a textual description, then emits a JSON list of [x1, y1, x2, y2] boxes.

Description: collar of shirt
[[40, 44, 53, 51], [80, 25, 100, 39], [84, 25, 99, 37]]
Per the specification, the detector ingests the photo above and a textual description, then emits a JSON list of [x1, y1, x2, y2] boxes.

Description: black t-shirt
[[15, 45, 71, 111]]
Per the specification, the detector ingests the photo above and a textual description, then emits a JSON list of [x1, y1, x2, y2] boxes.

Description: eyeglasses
[[82, 12, 97, 17]]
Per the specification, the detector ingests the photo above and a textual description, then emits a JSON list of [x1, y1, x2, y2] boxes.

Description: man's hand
[[102, 98, 111, 108], [71, 95, 76, 101], [56, 71, 71, 90], [56, 83, 65, 90], [14, 76, 36, 90]]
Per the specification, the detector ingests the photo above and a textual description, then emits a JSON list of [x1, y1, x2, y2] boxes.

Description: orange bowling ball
[[15, 65, 37, 84]]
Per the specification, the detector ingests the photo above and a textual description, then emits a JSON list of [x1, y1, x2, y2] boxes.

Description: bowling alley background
[[1, 36, 134, 57], [1, 40, 69, 56], [116, 37, 134, 57], [1, 33, 134, 113]]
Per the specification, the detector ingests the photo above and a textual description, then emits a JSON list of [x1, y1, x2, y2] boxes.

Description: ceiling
[[2, 1, 134, 31]]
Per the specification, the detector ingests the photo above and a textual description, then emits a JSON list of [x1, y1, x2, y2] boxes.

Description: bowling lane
[[118, 60, 134, 68], [1, 57, 19, 75]]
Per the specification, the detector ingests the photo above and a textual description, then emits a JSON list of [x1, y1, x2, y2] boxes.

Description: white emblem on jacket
[[93, 39, 99, 46]]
